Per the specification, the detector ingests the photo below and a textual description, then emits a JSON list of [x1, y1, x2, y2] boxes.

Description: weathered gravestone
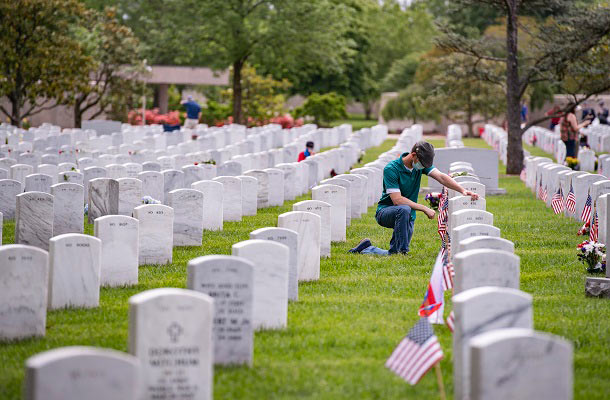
[[264, 168, 285, 207], [232, 240, 289, 329], [292, 200, 331, 258], [15, 192, 53, 251], [138, 171, 164, 203], [213, 176, 243, 221], [88, 178, 119, 224], [59, 170, 84, 186], [250, 227, 299, 301], [217, 160, 242, 177], [24, 173, 53, 194], [236, 175, 258, 216], [10, 163, 34, 189], [448, 196, 487, 228], [453, 287, 533, 400], [117, 178, 142, 217], [191, 180, 223, 231], [0, 245, 48, 341], [51, 183, 84, 235], [453, 249, 520, 294], [129, 288, 213, 400], [336, 174, 364, 219], [162, 169, 184, 204], [24, 346, 141, 400], [83, 166, 107, 205], [450, 209, 494, 237], [48, 233, 102, 309], [94, 215, 139, 287], [321, 177, 352, 226], [275, 163, 298, 201], [0, 179, 22, 219], [133, 204, 174, 265], [278, 211, 321, 281], [244, 169, 270, 208], [167, 189, 204, 246], [469, 328, 573, 400], [187, 255, 254, 365], [455, 236, 514, 257], [452, 224, 501, 260], [312, 184, 347, 242]]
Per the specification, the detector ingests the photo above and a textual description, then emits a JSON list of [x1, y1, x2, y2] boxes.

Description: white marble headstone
[[187, 255, 254, 365], [278, 211, 321, 281], [191, 180, 223, 231], [88, 178, 119, 224], [138, 171, 164, 203], [0, 179, 22, 219], [117, 178, 142, 217], [312, 184, 347, 242], [292, 200, 331, 258], [15, 191, 54, 251], [94, 215, 139, 287], [236, 175, 258, 216], [167, 188, 204, 246], [213, 176, 243, 221], [243, 169, 269, 208], [51, 183, 84, 235], [133, 204, 174, 265], [453, 249, 520, 294]]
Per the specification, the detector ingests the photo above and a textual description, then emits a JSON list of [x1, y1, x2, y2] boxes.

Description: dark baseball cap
[[412, 141, 435, 168], [306, 141, 314, 148]]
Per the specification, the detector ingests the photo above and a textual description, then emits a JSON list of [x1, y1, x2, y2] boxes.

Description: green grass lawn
[[331, 113, 378, 131], [1, 138, 609, 399]]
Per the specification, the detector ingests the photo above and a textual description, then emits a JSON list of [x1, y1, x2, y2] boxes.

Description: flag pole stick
[[434, 362, 447, 400]]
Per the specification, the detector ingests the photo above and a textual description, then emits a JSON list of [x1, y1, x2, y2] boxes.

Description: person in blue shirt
[[349, 141, 479, 255], [181, 95, 202, 129]]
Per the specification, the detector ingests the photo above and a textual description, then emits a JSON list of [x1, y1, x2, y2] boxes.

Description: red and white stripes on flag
[[538, 179, 545, 200], [551, 187, 564, 214], [590, 207, 599, 242], [437, 188, 448, 240], [541, 185, 548, 202], [418, 249, 445, 318], [385, 318, 444, 385], [446, 310, 454, 332], [441, 244, 454, 291], [566, 183, 576, 214], [581, 192, 592, 223]]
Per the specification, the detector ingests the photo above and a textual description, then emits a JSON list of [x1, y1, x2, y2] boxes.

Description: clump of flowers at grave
[[577, 240, 606, 273], [425, 192, 441, 211], [449, 171, 469, 178], [566, 157, 579, 170], [142, 196, 161, 205]]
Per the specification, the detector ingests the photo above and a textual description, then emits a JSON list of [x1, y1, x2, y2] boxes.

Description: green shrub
[[293, 92, 347, 127]]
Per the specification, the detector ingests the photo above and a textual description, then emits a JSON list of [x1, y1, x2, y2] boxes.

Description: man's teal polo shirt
[[376, 152, 435, 221]]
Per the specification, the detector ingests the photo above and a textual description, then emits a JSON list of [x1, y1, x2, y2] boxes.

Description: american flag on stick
[[581, 192, 592, 223], [538, 179, 545, 200], [385, 318, 444, 385], [445, 310, 454, 333], [551, 187, 564, 214], [566, 182, 576, 214], [437, 188, 448, 240], [590, 206, 599, 242], [440, 242, 454, 291]]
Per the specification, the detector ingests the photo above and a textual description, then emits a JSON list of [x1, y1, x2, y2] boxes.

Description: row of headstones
[[524, 156, 610, 296], [445, 160, 573, 400], [3, 161, 387, 399], [582, 123, 610, 154]]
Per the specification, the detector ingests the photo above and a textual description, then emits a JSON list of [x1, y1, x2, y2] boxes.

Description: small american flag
[[385, 318, 444, 385], [446, 310, 454, 332], [441, 243, 454, 291], [551, 187, 564, 214], [590, 208, 598, 242], [566, 183, 576, 214], [437, 188, 448, 240], [581, 192, 592, 222], [538, 180, 545, 200], [541, 185, 548, 202]]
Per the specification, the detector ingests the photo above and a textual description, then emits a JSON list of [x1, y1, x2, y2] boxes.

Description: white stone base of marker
[[24, 346, 142, 400], [292, 200, 331, 258], [94, 215, 139, 287], [469, 328, 573, 400], [232, 240, 289, 330], [278, 211, 321, 281], [133, 204, 174, 265], [48, 234, 102, 309], [0, 245, 49, 341], [129, 288, 213, 400], [187, 255, 254, 365], [250, 227, 299, 301]]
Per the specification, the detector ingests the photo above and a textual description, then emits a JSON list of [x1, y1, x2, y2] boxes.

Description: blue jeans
[[361, 205, 415, 255]]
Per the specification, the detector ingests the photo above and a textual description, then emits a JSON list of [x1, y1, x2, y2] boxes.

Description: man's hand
[[463, 190, 479, 200], [424, 207, 436, 219]]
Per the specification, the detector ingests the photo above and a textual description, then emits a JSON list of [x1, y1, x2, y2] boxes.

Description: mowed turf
[[1, 137, 608, 399]]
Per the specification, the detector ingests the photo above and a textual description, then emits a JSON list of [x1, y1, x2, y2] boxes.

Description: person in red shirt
[[298, 141, 315, 162], [546, 105, 563, 131]]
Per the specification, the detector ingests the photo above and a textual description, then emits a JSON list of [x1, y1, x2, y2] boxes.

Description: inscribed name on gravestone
[[129, 288, 213, 400], [187, 255, 254, 365]]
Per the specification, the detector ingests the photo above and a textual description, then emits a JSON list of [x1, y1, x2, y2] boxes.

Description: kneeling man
[[350, 141, 478, 255]]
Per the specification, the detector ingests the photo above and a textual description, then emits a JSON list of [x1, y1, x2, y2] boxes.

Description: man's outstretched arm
[[428, 169, 479, 200]]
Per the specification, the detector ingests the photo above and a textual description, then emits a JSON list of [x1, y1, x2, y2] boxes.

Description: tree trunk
[[466, 93, 474, 137], [74, 102, 83, 129], [10, 96, 22, 127], [363, 100, 372, 120], [232, 59, 244, 125], [505, 1, 524, 175]]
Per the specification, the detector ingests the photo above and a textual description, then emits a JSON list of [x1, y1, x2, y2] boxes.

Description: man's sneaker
[[348, 238, 372, 253]]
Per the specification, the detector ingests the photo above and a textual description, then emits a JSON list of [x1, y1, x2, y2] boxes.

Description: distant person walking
[[560, 103, 590, 158], [298, 141, 315, 162], [520, 101, 528, 128], [182, 95, 201, 129], [545, 105, 562, 131]]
